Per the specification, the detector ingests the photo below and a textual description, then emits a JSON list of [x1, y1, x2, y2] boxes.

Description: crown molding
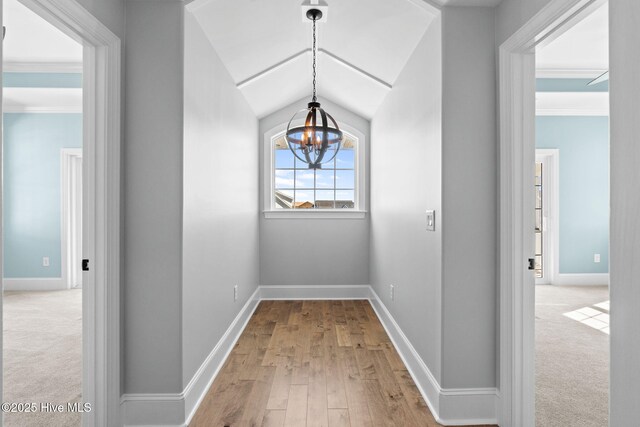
[[3, 61, 83, 73], [535, 68, 607, 79]]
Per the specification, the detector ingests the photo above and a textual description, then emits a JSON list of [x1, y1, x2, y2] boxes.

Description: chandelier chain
[[312, 16, 317, 102]]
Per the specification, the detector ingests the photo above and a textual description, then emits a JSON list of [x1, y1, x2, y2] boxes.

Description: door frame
[[1, 0, 121, 425], [61, 148, 83, 289], [535, 149, 559, 285], [498, 0, 606, 425]]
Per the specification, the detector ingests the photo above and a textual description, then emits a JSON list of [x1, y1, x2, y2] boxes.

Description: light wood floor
[[190, 300, 495, 427]]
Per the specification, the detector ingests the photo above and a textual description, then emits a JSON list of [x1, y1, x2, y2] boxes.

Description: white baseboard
[[367, 287, 498, 426], [553, 273, 609, 286], [3, 277, 66, 291], [120, 285, 497, 426], [120, 287, 261, 427], [183, 287, 261, 425], [120, 393, 185, 427], [260, 284, 370, 299]]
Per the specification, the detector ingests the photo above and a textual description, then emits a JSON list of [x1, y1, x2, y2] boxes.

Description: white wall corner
[[368, 287, 498, 426]]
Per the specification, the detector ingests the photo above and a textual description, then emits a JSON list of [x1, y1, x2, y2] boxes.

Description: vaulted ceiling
[[191, 0, 438, 119]]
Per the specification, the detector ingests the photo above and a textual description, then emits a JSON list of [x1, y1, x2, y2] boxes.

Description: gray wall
[[124, 0, 184, 394], [609, 1, 640, 423], [182, 11, 259, 387], [370, 16, 443, 382], [441, 7, 497, 389], [76, 0, 124, 38], [259, 98, 370, 287], [370, 6, 497, 390]]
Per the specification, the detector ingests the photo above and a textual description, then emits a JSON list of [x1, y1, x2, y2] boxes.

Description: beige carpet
[[536, 285, 609, 427], [3, 289, 82, 427]]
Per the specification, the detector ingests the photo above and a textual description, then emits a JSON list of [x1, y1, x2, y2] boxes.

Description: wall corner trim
[[120, 285, 497, 426]]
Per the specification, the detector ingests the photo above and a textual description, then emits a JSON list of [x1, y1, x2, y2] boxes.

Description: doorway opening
[[1, 0, 121, 424], [498, 0, 609, 426], [2, 0, 84, 424], [534, 5, 609, 424]]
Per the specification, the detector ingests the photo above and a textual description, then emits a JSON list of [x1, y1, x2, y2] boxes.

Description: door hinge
[[528, 258, 535, 271], [82, 259, 90, 272]]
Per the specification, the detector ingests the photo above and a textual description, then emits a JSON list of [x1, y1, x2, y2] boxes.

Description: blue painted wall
[[536, 78, 608, 92], [3, 113, 82, 278], [536, 116, 609, 274], [3, 72, 82, 88]]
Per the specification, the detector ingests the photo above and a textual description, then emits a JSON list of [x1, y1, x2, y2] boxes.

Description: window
[[264, 126, 365, 218]]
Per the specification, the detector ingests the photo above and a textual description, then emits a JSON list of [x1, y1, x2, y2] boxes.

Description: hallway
[[190, 300, 496, 427]]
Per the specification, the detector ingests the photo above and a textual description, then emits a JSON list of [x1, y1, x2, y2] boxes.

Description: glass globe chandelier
[[286, 8, 343, 170]]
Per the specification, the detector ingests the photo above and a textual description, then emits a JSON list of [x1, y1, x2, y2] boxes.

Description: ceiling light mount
[[286, 2, 342, 170], [306, 8, 323, 21]]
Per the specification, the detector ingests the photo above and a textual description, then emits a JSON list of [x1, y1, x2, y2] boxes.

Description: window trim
[[263, 121, 367, 219]]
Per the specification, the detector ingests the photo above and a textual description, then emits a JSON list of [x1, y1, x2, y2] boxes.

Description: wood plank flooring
[[190, 300, 495, 427]]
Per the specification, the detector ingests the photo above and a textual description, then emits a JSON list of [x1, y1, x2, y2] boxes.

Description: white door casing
[[535, 149, 559, 285], [498, 0, 606, 426], [61, 148, 83, 289]]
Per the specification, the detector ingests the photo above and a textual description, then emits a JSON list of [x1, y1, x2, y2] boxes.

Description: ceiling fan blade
[[588, 71, 609, 86]]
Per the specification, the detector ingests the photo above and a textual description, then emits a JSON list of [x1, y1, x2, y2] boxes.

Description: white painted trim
[[260, 284, 371, 300], [13, 1, 123, 427], [120, 285, 497, 426], [319, 49, 393, 90], [2, 278, 66, 291], [182, 287, 261, 425], [121, 288, 261, 427], [535, 149, 559, 285], [3, 61, 83, 73], [535, 92, 609, 116], [535, 68, 607, 78], [368, 287, 498, 426], [234, 49, 392, 91], [536, 108, 608, 116], [498, 1, 606, 426], [61, 149, 83, 289], [236, 49, 309, 89], [263, 210, 366, 219], [4, 106, 82, 113], [553, 273, 609, 286]]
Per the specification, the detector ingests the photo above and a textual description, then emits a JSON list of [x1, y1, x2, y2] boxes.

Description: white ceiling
[[191, 0, 437, 119], [3, 0, 83, 67], [536, 4, 608, 76], [536, 92, 609, 116], [3, 87, 82, 113]]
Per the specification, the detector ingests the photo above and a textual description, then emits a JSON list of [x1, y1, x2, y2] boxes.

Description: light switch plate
[[426, 210, 435, 231]]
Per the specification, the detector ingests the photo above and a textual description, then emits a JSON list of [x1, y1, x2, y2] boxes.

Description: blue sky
[[275, 146, 355, 205]]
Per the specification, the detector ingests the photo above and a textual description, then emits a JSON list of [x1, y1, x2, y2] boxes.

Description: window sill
[[263, 210, 367, 219]]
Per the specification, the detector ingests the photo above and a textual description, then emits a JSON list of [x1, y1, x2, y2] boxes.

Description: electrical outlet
[[234, 285, 238, 302], [594, 254, 601, 263], [43, 257, 50, 267], [390, 284, 395, 301]]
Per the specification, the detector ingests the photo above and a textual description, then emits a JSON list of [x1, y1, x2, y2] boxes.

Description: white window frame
[[263, 122, 367, 219]]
